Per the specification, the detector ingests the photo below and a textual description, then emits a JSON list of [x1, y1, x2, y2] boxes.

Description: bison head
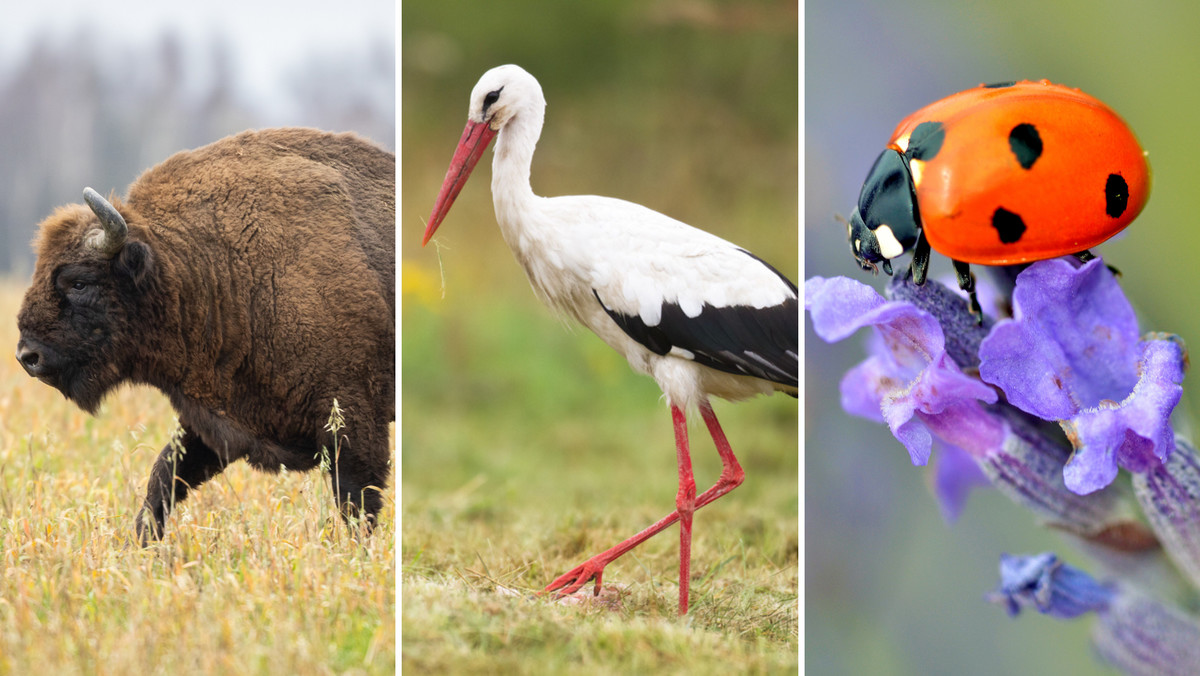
[[16, 188, 156, 413]]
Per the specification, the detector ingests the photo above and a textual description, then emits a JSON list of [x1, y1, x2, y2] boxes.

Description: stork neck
[[491, 108, 542, 241]]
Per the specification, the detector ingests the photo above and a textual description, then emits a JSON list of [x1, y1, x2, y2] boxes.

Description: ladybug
[[847, 80, 1150, 317]]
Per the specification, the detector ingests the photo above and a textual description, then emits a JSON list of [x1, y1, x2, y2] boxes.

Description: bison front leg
[[325, 418, 389, 536], [136, 427, 227, 544], [330, 464, 386, 536]]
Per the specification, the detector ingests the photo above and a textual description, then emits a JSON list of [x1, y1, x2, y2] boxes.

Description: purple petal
[[977, 314, 1077, 420], [878, 386, 934, 466], [805, 275, 884, 342], [933, 443, 991, 523], [805, 276, 944, 358], [839, 356, 889, 423], [1060, 415, 1122, 495], [881, 383, 1003, 468], [918, 396, 1006, 458], [1062, 336, 1185, 495], [915, 352, 999, 415], [979, 259, 1140, 420]]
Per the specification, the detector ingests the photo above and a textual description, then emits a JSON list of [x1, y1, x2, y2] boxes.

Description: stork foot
[[543, 556, 609, 598]]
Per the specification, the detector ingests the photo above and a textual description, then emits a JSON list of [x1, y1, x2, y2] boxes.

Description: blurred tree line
[[0, 29, 394, 276]]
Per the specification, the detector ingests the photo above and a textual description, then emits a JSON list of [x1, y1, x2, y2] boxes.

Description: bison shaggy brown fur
[[15, 128, 395, 542]]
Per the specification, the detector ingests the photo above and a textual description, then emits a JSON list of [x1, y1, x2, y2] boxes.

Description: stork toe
[[544, 558, 607, 598]]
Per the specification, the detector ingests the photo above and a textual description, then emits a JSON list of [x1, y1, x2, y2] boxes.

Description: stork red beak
[[423, 119, 499, 246]]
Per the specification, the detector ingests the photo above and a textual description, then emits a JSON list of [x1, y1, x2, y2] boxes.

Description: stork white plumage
[[424, 64, 797, 615]]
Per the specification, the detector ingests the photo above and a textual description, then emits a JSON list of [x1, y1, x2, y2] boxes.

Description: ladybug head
[[848, 206, 900, 276], [848, 148, 923, 276]]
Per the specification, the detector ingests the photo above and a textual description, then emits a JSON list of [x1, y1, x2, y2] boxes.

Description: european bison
[[15, 128, 395, 542]]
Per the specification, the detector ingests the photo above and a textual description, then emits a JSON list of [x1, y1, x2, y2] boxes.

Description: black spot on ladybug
[[984, 81, 1017, 89], [1009, 123, 1043, 169], [1105, 173, 1129, 217], [992, 207, 1026, 244], [907, 121, 945, 161]]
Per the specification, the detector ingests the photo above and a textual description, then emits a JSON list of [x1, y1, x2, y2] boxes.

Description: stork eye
[[483, 88, 503, 111]]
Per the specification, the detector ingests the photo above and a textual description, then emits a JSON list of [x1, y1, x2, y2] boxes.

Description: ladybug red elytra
[[847, 79, 1150, 317]]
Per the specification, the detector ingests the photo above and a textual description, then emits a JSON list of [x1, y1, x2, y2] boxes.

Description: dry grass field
[[0, 279, 395, 675]]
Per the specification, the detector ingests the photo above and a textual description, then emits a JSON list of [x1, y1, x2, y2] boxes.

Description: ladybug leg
[[952, 259, 984, 323], [1073, 249, 1121, 277], [909, 230, 931, 285]]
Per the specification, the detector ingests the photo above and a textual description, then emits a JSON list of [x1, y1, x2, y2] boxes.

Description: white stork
[[424, 64, 797, 615]]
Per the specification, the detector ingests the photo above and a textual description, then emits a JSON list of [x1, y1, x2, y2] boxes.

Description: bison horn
[[82, 187, 128, 256]]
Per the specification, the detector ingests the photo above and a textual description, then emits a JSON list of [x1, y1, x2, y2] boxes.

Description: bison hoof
[[134, 509, 165, 545]]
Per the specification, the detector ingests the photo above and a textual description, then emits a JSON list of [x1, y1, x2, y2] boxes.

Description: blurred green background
[[402, 1, 797, 670], [807, 1, 1200, 674]]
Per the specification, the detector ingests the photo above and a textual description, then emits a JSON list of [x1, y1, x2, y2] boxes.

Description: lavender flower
[[806, 272, 1134, 539], [978, 259, 1185, 495], [805, 275, 999, 468], [987, 552, 1114, 619], [807, 255, 1200, 675]]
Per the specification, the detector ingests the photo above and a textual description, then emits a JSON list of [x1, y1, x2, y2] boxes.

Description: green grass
[[0, 280, 395, 675], [401, 291, 798, 673]]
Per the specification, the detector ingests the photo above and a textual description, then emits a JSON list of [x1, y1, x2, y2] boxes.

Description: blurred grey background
[[0, 0, 394, 277], [806, 1, 1200, 674]]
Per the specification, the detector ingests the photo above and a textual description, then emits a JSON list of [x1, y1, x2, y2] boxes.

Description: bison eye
[[71, 281, 88, 291]]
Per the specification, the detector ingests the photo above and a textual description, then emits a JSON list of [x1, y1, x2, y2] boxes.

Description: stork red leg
[[673, 404, 696, 614], [699, 401, 745, 503], [543, 400, 743, 614]]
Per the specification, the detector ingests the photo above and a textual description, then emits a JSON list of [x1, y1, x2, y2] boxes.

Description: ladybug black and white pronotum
[[847, 79, 1150, 317]]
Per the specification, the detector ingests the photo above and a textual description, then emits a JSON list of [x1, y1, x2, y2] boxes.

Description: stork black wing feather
[[594, 276, 798, 389]]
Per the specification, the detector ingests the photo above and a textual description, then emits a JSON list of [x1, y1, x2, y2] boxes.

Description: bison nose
[[16, 339, 52, 378]]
